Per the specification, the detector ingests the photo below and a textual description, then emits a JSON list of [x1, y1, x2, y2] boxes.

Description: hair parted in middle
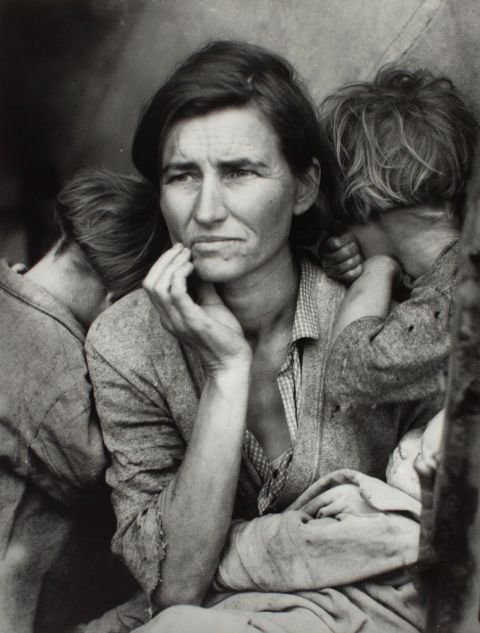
[[321, 65, 478, 225], [132, 39, 338, 247], [55, 168, 168, 301]]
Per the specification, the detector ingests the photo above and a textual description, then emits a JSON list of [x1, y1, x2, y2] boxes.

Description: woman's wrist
[[204, 352, 253, 381]]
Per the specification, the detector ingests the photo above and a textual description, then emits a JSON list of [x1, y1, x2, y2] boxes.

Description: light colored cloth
[[0, 261, 136, 633], [214, 469, 420, 593], [86, 257, 439, 603], [135, 471, 423, 633]]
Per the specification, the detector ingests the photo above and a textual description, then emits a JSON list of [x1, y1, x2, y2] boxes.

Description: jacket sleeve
[[85, 340, 185, 601], [325, 283, 452, 404], [27, 378, 107, 506]]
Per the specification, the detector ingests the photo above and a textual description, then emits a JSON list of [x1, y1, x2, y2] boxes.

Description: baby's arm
[[332, 255, 401, 343]]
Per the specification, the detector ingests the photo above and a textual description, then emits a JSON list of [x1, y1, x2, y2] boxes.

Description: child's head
[[321, 67, 478, 228], [55, 169, 168, 301]]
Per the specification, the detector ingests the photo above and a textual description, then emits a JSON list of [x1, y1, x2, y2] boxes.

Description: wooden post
[[424, 163, 480, 632]]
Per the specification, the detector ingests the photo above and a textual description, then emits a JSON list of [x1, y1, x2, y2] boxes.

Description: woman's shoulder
[[86, 287, 178, 361]]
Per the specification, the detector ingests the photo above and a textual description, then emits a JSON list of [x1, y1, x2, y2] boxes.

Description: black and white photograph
[[1, 1, 480, 632]]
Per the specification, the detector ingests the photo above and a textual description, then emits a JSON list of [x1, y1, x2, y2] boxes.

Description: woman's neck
[[216, 247, 299, 345]]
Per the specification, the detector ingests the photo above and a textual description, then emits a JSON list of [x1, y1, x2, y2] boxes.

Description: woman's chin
[[193, 259, 242, 284]]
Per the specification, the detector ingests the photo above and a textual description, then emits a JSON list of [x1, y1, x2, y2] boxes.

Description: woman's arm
[[141, 245, 252, 609], [215, 472, 421, 593], [156, 366, 250, 608]]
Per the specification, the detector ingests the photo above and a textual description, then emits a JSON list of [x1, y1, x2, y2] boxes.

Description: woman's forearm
[[152, 362, 251, 609]]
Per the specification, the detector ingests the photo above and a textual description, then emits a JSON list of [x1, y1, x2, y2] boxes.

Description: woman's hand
[[302, 483, 375, 518], [143, 243, 251, 373]]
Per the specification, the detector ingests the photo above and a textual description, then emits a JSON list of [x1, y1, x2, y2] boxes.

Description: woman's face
[[159, 106, 314, 284]]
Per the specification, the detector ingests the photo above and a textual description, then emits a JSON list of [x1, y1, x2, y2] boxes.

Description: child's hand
[[319, 232, 363, 284]]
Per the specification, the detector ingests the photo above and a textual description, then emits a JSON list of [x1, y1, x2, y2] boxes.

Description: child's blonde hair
[[321, 66, 477, 225]]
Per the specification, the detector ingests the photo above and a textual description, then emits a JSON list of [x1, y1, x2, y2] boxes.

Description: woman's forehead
[[161, 106, 283, 168]]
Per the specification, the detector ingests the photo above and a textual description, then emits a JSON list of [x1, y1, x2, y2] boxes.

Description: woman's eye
[[227, 168, 255, 179], [166, 173, 195, 184]]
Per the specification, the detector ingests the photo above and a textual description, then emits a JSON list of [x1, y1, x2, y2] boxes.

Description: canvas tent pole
[[424, 160, 480, 633]]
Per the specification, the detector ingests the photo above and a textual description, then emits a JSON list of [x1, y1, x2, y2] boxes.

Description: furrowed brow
[[220, 158, 268, 169], [162, 161, 197, 174]]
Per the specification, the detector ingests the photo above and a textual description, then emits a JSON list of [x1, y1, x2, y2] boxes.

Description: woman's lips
[[191, 236, 239, 244], [190, 236, 241, 251]]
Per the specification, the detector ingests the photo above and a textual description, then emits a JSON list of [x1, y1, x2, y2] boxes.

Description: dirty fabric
[[135, 470, 423, 633], [214, 469, 421, 593]]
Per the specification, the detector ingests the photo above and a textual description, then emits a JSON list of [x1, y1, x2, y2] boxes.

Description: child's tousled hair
[[321, 66, 478, 225], [55, 169, 168, 300]]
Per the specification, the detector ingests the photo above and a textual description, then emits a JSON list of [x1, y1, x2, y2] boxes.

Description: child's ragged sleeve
[[325, 283, 452, 405]]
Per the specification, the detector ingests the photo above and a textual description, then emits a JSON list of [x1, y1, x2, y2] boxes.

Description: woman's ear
[[293, 158, 321, 216]]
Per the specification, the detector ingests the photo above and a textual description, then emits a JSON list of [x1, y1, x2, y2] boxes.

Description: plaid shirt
[[243, 258, 321, 514]]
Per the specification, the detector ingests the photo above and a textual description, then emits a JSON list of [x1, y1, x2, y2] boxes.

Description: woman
[[86, 42, 438, 632]]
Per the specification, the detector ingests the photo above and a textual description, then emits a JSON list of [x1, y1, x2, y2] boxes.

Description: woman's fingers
[[169, 261, 195, 300], [143, 245, 193, 332], [144, 247, 190, 299], [143, 242, 184, 289], [301, 489, 333, 516], [143, 245, 249, 366]]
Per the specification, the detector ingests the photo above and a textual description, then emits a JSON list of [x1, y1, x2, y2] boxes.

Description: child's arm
[[331, 255, 401, 343], [325, 235, 457, 406]]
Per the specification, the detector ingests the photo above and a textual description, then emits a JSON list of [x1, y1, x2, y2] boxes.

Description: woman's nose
[[192, 176, 227, 225]]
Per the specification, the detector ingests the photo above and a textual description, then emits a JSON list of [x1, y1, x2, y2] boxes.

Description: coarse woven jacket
[[0, 261, 134, 633], [86, 258, 443, 599], [326, 241, 458, 405]]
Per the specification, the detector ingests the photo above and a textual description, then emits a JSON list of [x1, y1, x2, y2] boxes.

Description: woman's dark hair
[[55, 169, 168, 300], [321, 66, 478, 225], [132, 40, 337, 246]]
